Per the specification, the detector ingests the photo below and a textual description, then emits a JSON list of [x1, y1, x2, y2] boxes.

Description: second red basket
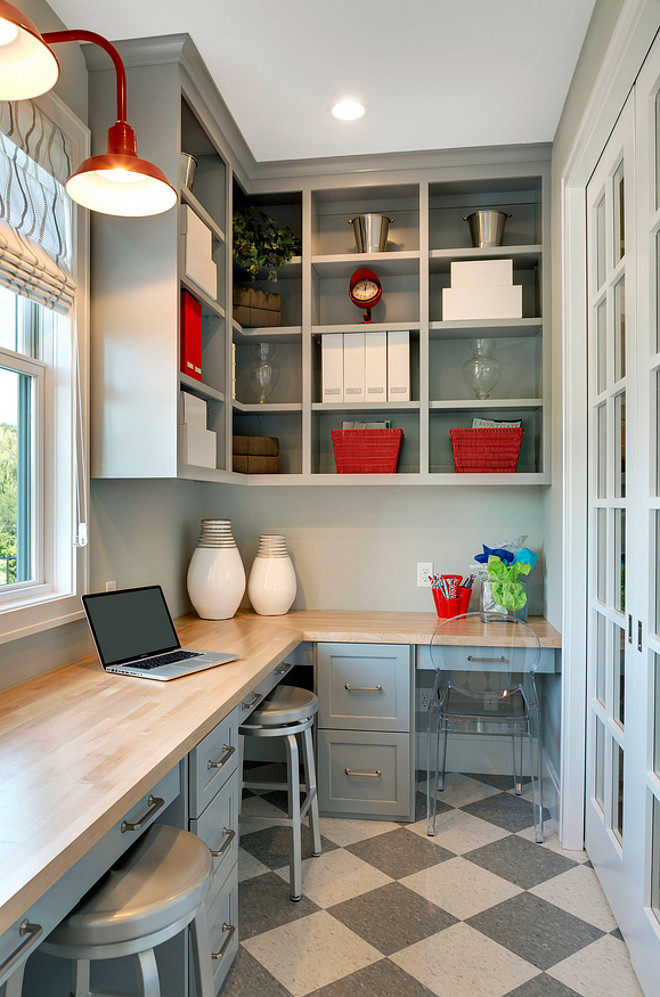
[[331, 428, 403, 474], [450, 427, 523, 473]]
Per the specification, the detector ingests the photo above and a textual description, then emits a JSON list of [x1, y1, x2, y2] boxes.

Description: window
[[0, 95, 88, 645]]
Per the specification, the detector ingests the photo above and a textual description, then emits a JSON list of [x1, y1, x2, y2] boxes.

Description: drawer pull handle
[[242, 691, 262, 711], [0, 920, 42, 978], [345, 683, 383, 692], [345, 768, 381, 778], [210, 827, 236, 858], [466, 655, 506, 663], [207, 744, 236, 771], [121, 795, 165, 833], [275, 662, 292, 675], [212, 923, 236, 962]]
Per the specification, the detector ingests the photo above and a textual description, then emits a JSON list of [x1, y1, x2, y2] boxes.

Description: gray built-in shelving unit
[[86, 36, 551, 486]]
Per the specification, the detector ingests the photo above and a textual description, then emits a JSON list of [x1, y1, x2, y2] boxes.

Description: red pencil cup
[[432, 575, 472, 618]]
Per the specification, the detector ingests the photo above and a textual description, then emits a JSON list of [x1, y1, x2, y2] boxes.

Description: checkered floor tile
[[220, 770, 644, 997]]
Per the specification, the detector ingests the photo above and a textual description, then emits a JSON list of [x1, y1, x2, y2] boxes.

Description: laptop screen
[[82, 586, 181, 667]]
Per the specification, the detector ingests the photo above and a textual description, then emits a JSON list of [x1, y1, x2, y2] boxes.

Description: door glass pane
[[614, 392, 626, 498], [656, 88, 660, 210], [596, 404, 607, 498], [615, 276, 626, 381], [654, 654, 660, 774], [614, 508, 626, 612], [613, 742, 624, 843], [652, 794, 660, 924], [613, 160, 625, 262], [595, 612, 607, 705], [656, 233, 660, 354], [612, 622, 625, 728], [656, 512, 660, 632], [596, 508, 607, 602], [596, 299, 607, 393], [595, 718, 605, 811], [596, 195, 606, 289], [0, 366, 32, 586]]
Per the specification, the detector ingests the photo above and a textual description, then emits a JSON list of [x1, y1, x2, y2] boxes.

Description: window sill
[[0, 593, 85, 646]]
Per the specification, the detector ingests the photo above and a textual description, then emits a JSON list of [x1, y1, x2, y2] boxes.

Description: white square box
[[365, 331, 387, 403], [180, 205, 217, 299], [343, 333, 366, 402], [450, 259, 513, 288], [387, 330, 410, 401], [322, 333, 344, 402], [180, 390, 207, 429], [178, 423, 216, 467], [442, 284, 522, 321]]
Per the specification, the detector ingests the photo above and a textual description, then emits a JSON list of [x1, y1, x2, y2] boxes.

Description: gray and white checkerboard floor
[[220, 767, 644, 997]]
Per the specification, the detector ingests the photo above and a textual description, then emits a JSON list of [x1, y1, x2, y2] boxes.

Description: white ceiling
[[47, 0, 597, 163]]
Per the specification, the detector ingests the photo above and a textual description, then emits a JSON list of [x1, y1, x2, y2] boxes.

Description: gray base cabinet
[[317, 643, 414, 821]]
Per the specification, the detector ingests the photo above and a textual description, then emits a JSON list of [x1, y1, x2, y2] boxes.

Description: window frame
[[0, 91, 89, 645]]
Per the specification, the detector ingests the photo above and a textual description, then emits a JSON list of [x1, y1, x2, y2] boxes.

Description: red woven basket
[[450, 427, 523, 473], [332, 428, 403, 474]]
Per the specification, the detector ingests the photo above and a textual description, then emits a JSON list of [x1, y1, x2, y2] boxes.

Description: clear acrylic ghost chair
[[426, 611, 544, 842]]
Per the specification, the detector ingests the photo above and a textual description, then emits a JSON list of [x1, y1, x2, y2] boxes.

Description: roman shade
[[0, 100, 76, 313]]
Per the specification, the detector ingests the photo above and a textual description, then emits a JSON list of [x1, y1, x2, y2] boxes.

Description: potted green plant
[[233, 208, 300, 282]]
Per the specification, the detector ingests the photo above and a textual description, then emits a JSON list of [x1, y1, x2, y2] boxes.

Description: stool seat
[[46, 825, 211, 949], [245, 686, 318, 727]]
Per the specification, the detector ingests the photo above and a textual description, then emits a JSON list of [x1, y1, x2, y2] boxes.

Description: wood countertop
[[0, 609, 560, 935]]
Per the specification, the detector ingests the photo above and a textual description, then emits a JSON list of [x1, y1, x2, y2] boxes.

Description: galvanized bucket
[[348, 213, 394, 253], [464, 210, 511, 248], [180, 152, 197, 192]]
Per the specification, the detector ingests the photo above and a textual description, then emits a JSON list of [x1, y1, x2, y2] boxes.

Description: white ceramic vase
[[248, 535, 297, 616], [187, 519, 246, 620]]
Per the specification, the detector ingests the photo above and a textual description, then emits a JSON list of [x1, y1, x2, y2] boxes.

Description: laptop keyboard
[[130, 650, 201, 670]]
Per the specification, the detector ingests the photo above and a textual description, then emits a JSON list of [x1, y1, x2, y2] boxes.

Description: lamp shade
[[0, 0, 59, 99], [66, 152, 177, 217]]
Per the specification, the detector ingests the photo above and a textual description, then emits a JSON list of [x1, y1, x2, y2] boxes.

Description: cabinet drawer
[[415, 643, 558, 674], [204, 865, 239, 996], [237, 660, 292, 723], [189, 770, 239, 889], [189, 711, 239, 818], [318, 643, 412, 732], [318, 730, 413, 820]]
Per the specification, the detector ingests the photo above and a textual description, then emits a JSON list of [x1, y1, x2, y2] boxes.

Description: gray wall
[[19, 0, 88, 123]]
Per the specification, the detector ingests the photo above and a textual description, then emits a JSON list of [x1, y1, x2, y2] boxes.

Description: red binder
[[180, 290, 202, 381]]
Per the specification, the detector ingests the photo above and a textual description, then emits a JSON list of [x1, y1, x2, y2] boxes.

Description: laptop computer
[[82, 585, 239, 680]]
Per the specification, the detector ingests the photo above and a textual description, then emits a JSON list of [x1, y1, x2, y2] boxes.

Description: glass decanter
[[247, 343, 280, 403], [463, 339, 502, 400]]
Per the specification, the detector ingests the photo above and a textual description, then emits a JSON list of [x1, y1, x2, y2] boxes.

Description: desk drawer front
[[416, 644, 558, 674], [318, 643, 412, 732], [189, 771, 238, 888], [318, 730, 412, 819], [207, 865, 238, 995], [189, 711, 239, 818]]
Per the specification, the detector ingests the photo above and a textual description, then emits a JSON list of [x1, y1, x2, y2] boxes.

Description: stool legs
[[2, 965, 26, 997], [301, 726, 321, 858], [136, 949, 160, 997], [285, 734, 303, 901], [73, 959, 91, 997]]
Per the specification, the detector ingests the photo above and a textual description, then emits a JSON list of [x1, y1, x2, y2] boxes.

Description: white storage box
[[180, 390, 207, 429], [178, 423, 216, 467], [442, 285, 522, 320], [450, 259, 513, 288], [343, 332, 366, 402], [180, 205, 217, 299], [365, 331, 387, 403], [322, 333, 344, 402], [387, 330, 410, 401]]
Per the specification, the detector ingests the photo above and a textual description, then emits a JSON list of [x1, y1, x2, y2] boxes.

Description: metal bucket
[[348, 213, 394, 253], [180, 152, 197, 192], [464, 210, 511, 248]]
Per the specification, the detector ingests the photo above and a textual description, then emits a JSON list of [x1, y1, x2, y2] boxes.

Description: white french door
[[585, 91, 638, 931], [584, 31, 660, 994]]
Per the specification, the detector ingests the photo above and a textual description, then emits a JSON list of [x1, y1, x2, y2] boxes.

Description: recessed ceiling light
[[331, 99, 366, 121]]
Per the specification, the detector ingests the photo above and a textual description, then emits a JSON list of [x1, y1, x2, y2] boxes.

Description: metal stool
[[240, 686, 321, 901], [41, 825, 214, 997]]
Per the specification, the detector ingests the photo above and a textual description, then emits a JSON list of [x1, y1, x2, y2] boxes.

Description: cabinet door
[[317, 643, 412, 732]]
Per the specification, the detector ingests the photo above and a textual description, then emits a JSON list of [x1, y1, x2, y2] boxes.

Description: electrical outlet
[[105, 580, 117, 591], [416, 687, 433, 711], [417, 562, 433, 587]]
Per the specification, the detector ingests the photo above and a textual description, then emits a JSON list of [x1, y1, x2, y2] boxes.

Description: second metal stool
[[239, 685, 321, 901]]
